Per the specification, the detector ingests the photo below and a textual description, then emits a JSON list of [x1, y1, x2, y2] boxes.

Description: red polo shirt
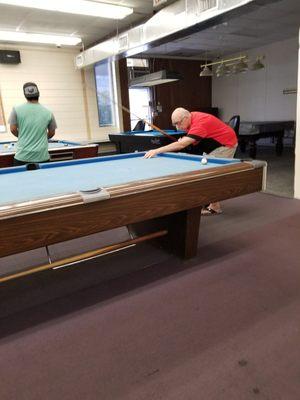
[[187, 112, 237, 147]]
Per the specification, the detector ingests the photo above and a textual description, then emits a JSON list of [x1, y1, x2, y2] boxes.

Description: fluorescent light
[[0, 30, 81, 45], [0, 0, 133, 19], [129, 70, 182, 87]]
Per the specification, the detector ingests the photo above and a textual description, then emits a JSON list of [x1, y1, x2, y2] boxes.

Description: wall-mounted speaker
[[0, 50, 21, 64]]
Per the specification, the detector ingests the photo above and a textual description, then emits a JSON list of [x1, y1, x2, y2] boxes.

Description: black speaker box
[[0, 50, 21, 64]]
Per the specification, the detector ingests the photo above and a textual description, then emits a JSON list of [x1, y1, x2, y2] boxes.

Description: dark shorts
[[187, 138, 222, 155]]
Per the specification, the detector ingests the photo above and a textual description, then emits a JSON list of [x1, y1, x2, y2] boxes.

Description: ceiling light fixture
[[200, 55, 247, 70], [199, 54, 266, 77], [199, 52, 213, 77], [200, 55, 247, 77], [199, 65, 212, 77], [0, 30, 81, 45], [234, 58, 248, 73], [251, 56, 265, 71], [129, 70, 182, 87], [215, 63, 226, 77], [0, 0, 133, 20]]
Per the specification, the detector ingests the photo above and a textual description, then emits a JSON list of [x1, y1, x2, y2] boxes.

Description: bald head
[[171, 108, 191, 131]]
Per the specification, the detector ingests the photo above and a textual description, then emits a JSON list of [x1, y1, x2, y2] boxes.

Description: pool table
[[239, 120, 295, 158], [0, 139, 98, 167], [0, 153, 266, 275], [109, 130, 186, 153]]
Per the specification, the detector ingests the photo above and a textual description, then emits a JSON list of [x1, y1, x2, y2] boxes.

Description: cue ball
[[201, 157, 208, 165]]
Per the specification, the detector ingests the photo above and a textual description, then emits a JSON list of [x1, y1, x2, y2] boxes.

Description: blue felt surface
[[48, 140, 79, 148], [0, 153, 240, 206], [0, 142, 17, 153], [0, 140, 81, 153]]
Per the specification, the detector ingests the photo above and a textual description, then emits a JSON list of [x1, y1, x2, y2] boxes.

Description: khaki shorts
[[208, 143, 238, 158]]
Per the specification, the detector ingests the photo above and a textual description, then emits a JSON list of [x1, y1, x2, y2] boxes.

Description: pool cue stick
[[114, 100, 178, 142], [96, 88, 178, 142], [0, 230, 168, 283]]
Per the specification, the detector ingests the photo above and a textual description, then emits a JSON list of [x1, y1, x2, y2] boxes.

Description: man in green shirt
[[9, 82, 57, 166]]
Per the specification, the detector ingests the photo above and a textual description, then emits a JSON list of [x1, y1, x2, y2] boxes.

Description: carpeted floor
[[262, 147, 295, 198], [0, 192, 299, 400], [235, 144, 295, 198]]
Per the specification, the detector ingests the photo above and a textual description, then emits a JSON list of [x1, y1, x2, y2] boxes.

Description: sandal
[[201, 207, 222, 216]]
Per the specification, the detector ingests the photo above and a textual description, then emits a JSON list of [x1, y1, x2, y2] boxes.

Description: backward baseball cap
[[23, 82, 40, 98]]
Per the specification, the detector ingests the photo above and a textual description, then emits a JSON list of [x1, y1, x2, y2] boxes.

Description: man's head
[[23, 82, 39, 101], [171, 108, 191, 131]]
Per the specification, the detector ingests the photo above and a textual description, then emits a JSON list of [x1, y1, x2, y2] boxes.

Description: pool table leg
[[275, 131, 284, 155], [128, 206, 201, 259], [239, 137, 247, 153], [166, 206, 202, 258], [248, 139, 257, 159]]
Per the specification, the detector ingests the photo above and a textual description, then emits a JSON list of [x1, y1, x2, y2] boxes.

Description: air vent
[[187, 0, 218, 16], [118, 34, 129, 52], [198, 0, 217, 12]]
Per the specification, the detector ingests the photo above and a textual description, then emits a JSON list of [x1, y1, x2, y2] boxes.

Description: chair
[[133, 120, 145, 131], [228, 115, 240, 136]]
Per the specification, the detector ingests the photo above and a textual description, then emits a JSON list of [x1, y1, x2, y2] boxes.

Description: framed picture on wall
[[0, 91, 6, 133]]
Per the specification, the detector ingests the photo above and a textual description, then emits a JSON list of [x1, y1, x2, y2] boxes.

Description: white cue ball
[[201, 157, 208, 165]]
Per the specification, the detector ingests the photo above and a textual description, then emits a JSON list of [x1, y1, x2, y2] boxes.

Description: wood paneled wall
[[118, 57, 211, 130], [118, 58, 131, 131], [149, 58, 211, 129]]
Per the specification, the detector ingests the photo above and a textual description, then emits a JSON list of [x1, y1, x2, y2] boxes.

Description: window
[[0, 91, 6, 133], [94, 61, 116, 127], [129, 87, 152, 130]]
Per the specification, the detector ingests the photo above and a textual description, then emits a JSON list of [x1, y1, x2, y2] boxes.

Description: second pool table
[[109, 129, 186, 153], [0, 139, 98, 167]]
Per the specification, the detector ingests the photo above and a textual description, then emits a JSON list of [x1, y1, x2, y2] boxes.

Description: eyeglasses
[[172, 116, 186, 127]]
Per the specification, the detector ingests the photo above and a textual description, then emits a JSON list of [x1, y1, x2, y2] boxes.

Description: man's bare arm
[[10, 124, 18, 137], [144, 136, 195, 158], [47, 129, 55, 139]]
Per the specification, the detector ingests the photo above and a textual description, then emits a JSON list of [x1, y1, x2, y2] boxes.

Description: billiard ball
[[201, 157, 208, 165], [3, 144, 9, 149]]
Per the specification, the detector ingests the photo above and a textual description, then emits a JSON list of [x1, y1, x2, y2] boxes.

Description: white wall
[[0, 44, 123, 143], [294, 31, 300, 199], [212, 36, 299, 199], [212, 37, 298, 122]]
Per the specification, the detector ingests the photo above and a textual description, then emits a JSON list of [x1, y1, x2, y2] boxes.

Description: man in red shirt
[[144, 107, 238, 215]]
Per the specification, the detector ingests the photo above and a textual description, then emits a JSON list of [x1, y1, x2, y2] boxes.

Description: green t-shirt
[[9, 102, 57, 162]]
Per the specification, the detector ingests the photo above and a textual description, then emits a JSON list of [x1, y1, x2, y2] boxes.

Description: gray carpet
[[236, 145, 295, 198], [0, 192, 299, 400]]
